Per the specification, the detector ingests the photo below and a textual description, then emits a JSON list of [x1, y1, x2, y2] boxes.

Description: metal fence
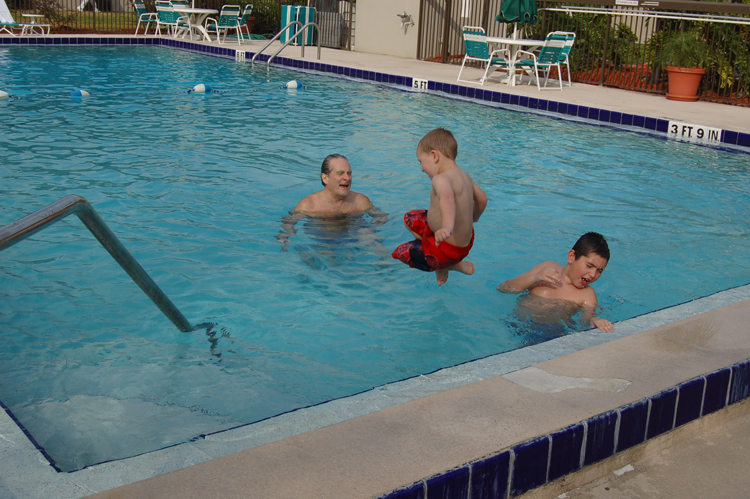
[[417, 0, 750, 106], [4, 0, 355, 49]]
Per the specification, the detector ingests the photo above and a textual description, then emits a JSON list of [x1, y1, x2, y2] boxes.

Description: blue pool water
[[1, 45, 749, 472]]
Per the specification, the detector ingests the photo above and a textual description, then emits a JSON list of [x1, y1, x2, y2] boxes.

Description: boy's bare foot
[[452, 260, 475, 276], [436, 269, 449, 286]]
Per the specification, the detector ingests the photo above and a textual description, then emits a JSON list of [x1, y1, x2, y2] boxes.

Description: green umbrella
[[496, 0, 538, 36]]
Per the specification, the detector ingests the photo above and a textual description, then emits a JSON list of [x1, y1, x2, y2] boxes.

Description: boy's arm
[[432, 175, 456, 243], [580, 292, 614, 332], [472, 181, 488, 222], [497, 261, 562, 293]]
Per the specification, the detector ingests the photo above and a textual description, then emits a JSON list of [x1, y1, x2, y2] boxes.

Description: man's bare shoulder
[[352, 192, 373, 211], [294, 192, 322, 212]]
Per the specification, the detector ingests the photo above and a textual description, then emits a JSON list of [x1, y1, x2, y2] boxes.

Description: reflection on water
[[506, 293, 584, 346]]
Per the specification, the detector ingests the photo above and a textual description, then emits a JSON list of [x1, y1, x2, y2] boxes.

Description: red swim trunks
[[392, 210, 474, 272]]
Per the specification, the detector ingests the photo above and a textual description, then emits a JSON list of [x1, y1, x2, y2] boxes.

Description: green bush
[[656, 29, 709, 68]]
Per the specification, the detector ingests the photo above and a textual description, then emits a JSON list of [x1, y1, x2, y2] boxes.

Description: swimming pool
[[1, 45, 749, 472]]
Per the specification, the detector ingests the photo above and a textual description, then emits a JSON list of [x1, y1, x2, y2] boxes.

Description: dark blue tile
[[644, 117, 658, 130], [396, 75, 405, 86], [703, 368, 731, 415], [548, 423, 584, 482], [528, 97, 538, 109], [474, 88, 484, 100], [609, 111, 622, 124], [584, 410, 617, 465], [566, 104, 578, 117], [536, 99, 548, 111], [460, 86, 470, 98], [519, 95, 529, 108], [737, 132, 750, 149], [723, 130, 739, 146], [647, 387, 677, 439], [587, 107, 600, 120], [500, 93, 510, 104], [379, 481, 425, 499], [547, 100, 558, 113], [598, 109, 610, 123], [450, 84, 460, 95], [656, 119, 669, 133], [632, 114, 645, 128], [431, 81, 441, 91], [509, 94, 520, 106], [510, 436, 549, 496], [425, 466, 470, 499], [620, 113, 634, 126], [471, 452, 510, 499], [617, 399, 649, 452], [577, 105, 589, 118], [356, 69, 363, 79], [729, 360, 750, 405], [675, 377, 704, 427]]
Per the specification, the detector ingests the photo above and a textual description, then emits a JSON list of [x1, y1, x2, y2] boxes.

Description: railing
[[417, 0, 750, 106], [0, 195, 193, 332], [252, 20, 320, 66]]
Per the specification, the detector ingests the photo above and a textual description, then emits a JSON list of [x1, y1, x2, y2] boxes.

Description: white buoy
[[70, 89, 90, 97], [192, 84, 212, 93], [0, 90, 8, 99], [285, 80, 301, 89]]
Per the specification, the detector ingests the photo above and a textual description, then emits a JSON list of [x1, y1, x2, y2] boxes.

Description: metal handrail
[[250, 21, 321, 67], [0, 195, 193, 332], [267, 22, 321, 67], [544, 6, 750, 25], [251, 21, 302, 64]]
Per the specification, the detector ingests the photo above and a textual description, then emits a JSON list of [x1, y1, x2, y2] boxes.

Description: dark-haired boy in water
[[392, 128, 488, 286], [497, 232, 614, 332]]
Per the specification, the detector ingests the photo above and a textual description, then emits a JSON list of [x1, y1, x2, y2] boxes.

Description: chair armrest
[[490, 48, 510, 60], [515, 49, 536, 62], [204, 16, 217, 27]]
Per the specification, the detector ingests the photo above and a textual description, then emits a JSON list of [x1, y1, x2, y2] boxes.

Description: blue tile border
[[377, 358, 750, 499]]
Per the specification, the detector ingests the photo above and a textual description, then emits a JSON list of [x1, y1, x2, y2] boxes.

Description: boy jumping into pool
[[392, 128, 488, 286], [497, 232, 614, 332]]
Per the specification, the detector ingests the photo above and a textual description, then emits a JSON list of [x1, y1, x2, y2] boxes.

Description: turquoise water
[[1, 45, 749, 471]]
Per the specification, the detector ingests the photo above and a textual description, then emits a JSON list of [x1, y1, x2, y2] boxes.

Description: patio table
[[487, 36, 544, 86], [172, 7, 217, 42]]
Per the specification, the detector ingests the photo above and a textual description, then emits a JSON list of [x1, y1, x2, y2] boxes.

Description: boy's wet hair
[[321, 153, 348, 186], [418, 128, 458, 160], [572, 232, 610, 261]]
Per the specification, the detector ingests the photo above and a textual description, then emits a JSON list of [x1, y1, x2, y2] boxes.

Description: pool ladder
[[251, 21, 321, 67], [0, 195, 193, 332]]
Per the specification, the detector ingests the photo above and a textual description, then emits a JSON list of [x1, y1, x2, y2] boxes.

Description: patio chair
[[0, 0, 50, 36], [204, 4, 242, 45], [132, 0, 158, 35], [556, 31, 576, 87], [514, 32, 567, 90], [238, 3, 253, 40], [457, 26, 511, 86], [155, 0, 188, 37]]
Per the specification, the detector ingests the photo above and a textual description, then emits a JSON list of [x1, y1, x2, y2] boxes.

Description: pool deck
[[2, 36, 750, 499]]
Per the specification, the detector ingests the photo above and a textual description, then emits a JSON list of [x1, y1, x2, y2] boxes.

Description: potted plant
[[656, 29, 709, 102]]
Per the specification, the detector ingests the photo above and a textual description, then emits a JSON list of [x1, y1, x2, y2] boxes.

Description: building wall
[[354, 0, 420, 59]]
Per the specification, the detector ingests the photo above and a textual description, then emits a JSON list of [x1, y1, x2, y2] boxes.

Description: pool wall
[[2, 36, 749, 152]]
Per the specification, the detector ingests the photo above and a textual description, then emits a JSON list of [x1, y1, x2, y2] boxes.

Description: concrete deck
[[1, 36, 749, 499]]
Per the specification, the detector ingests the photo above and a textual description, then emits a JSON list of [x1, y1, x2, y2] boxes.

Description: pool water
[[1, 46, 749, 472]]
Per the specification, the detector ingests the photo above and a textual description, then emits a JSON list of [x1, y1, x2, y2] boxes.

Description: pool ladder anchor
[[0, 195, 193, 332]]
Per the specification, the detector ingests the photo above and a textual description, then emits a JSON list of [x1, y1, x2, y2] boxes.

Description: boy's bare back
[[427, 166, 478, 248]]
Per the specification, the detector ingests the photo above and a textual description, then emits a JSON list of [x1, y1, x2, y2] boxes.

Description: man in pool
[[497, 232, 614, 332], [392, 128, 488, 286], [293, 154, 374, 214], [277, 154, 381, 251]]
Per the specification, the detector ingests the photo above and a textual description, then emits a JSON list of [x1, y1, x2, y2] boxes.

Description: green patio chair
[[515, 32, 567, 90], [204, 4, 242, 45], [132, 0, 158, 35], [238, 4, 253, 40], [457, 26, 511, 86], [155, 0, 188, 37]]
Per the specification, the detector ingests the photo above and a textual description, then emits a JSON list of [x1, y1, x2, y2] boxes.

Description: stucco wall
[[354, 0, 420, 59]]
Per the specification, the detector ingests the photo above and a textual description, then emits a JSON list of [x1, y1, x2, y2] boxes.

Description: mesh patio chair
[[457, 26, 512, 86], [204, 4, 242, 45], [132, 0, 158, 35]]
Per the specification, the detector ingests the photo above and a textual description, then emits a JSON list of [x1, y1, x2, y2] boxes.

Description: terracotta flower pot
[[665, 66, 706, 102]]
